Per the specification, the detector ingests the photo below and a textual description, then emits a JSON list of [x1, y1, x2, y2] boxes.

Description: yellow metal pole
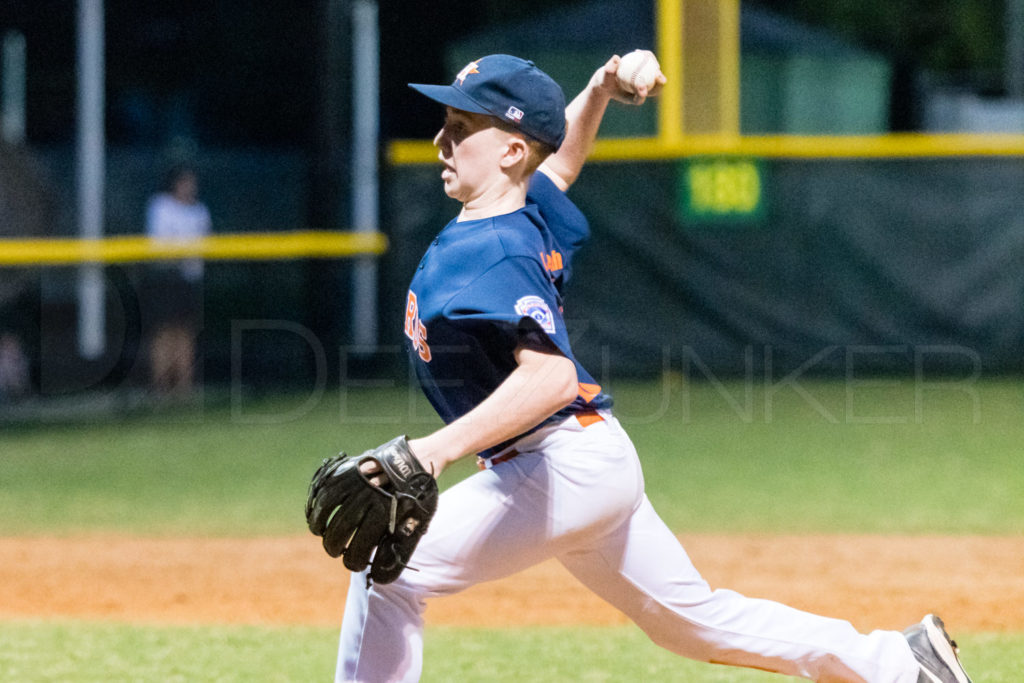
[[656, 0, 684, 142], [718, 0, 741, 136]]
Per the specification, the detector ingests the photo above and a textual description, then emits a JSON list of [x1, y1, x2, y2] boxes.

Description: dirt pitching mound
[[1, 534, 1020, 632]]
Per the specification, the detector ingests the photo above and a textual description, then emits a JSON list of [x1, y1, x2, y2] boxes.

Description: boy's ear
[[499, 135, 530, 170]]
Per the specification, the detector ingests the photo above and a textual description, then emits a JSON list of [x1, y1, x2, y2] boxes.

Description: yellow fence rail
[[0, 230, 388, 267], [388, 132, 1024, 165]]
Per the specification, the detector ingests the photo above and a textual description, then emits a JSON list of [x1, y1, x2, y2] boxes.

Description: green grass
[[1, 379, 1022, 681], [623, 376, 1024, 534], [1, 378, 1022, 535], [0, 620, 1016, 682], [0, 389, 445, 536], [0, 619, 335, 683]]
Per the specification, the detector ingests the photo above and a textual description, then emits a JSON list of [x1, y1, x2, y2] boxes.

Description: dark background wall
[[0, 1, 1019, 395]]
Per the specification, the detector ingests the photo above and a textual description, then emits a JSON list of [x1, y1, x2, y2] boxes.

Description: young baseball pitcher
[[306, 53, 973, 683]]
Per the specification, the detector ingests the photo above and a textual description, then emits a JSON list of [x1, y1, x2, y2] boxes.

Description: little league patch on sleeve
[[514, 295, 556, 334]]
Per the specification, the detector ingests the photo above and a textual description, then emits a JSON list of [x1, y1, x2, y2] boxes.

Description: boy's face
[[433, 107, 522, 203]]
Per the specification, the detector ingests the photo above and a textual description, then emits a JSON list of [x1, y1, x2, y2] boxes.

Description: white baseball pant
[[336, 412, 922, 682]]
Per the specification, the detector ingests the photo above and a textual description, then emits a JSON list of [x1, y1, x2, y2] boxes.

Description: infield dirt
[[1, 534, 1020, 632]]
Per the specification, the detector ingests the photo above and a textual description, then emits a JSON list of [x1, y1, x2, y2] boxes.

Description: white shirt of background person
[[145, 168, 211, 282]]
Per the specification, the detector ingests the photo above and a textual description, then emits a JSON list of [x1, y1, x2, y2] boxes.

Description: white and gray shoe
[[903, 614, 973, 683]]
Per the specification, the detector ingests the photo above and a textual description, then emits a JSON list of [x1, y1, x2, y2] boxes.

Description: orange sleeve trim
[[577, 382, 602, 402]]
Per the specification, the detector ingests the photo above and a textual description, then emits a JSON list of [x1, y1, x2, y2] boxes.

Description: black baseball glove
[[305, 435, 438, 584]]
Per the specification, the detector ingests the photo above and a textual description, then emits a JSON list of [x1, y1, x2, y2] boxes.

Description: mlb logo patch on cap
[[505, 106, 525, 123]]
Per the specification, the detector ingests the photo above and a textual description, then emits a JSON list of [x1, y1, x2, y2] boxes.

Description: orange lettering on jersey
[[404, 291, 418, 339], [416, 321, 431, 362], [541, 250, 564, 273], [577, 382, 601, 402], [403, 291, 432, 362]]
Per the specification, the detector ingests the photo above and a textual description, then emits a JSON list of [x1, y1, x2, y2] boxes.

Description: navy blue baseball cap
[[409, 54, 567, 150]]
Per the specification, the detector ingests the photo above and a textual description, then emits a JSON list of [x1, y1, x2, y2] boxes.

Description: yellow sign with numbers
[[679, 158, 765, 223]]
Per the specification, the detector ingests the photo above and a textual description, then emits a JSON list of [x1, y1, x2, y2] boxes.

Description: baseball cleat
[[903, 614, 972, 683]]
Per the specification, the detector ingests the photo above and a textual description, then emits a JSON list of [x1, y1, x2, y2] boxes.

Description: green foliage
[[2, 378, 1022, 535], [0, 620, 1016, 682], [766, 0, 1005, 72]]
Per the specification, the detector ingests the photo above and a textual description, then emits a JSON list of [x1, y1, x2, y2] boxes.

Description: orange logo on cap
[[456, 60, 480, 85]]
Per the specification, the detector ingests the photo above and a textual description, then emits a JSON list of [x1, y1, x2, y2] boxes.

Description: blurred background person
[[0, 141, 55, 405], [0, 331, 30, 402], [142, 163, 210, 398]]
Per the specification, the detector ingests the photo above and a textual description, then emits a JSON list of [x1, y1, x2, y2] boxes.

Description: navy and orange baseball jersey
[[403, 171, 612, 457]]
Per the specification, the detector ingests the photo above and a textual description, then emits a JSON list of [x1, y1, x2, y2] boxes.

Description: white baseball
[[616, 49, 660, 95]]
